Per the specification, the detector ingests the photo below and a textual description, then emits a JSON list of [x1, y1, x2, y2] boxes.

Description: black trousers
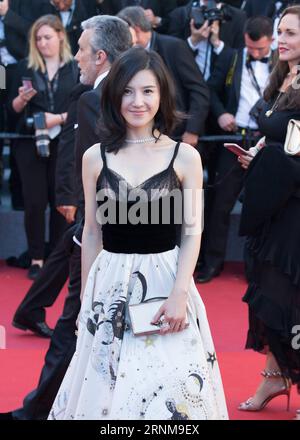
[[12, 237, 82, 420], [13, 138, 67, 259], [13, 226, 72, 323], [201, 145, 246, 268]]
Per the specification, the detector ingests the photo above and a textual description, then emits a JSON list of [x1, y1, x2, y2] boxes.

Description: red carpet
[[0, 260, 299, 419]]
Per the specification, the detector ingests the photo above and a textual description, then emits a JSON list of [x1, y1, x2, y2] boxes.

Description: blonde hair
[[28, 15, 73, 72]]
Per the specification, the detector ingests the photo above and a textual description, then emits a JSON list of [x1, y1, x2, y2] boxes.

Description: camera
[[26, 112, 50, 158], [190, 0, 232, 29]]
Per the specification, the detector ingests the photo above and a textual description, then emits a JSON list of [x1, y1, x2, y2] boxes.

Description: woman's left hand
[[151, 289, 188, 335]]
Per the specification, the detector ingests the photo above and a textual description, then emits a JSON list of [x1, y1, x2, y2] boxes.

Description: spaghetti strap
[[169, 141, 181, 168], [100, 144, 107, 167]]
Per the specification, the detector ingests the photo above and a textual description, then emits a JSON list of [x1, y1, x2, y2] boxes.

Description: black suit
[[243, 0, 270, 17], [266, 0, 300, 19], [200, 48, 274, 270], [11, 82, 101, 420], [1, 0, 41, 62], [99, 0, 177, 32], [39, 0, 90, 55], [150, 32, 210, 137], [75, 85, 102, 216]]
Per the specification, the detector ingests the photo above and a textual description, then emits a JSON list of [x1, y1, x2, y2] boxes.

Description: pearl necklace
[[125, 136, 156, 144]]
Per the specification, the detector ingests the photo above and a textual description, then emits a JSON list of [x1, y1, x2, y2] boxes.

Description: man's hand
[[0, 0, 9, 17], [144, 8, 161, 27], [210, 20, 221, 49], [218, 113, 237, 132], [182, 132, 199, 147], [190, 19, 211, 45], [57, 205, 77, 223]]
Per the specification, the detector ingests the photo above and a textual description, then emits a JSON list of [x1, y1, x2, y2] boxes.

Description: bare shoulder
[[82, 143, 103, 177], [176, 142, 202, 171]]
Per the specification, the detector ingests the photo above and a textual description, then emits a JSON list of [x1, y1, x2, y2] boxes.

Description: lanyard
[[245, 58, 263, 98], [43, 69, 60, 113]]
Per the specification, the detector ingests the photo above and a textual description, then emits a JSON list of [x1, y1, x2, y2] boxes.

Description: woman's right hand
[[18, 85, 37, 104], [238, 137, 266, 170], [238, 148, 256, 170]]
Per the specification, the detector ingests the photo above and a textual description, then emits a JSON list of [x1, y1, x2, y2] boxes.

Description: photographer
[[168, 1, 246, 79], [9, 14, 78, 280]]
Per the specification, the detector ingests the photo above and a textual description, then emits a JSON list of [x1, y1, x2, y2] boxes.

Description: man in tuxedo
[[39, 0, 90, 55], [197, 16, 275, 282], [0, 15, 132, 420], [118, 6, 210, 147], [98, 0, 177, 32]]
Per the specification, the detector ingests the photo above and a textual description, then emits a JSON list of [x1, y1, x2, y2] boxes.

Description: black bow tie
[[248, 55, 269, 64]]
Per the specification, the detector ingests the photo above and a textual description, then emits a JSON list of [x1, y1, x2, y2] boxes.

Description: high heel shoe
[[238, 369, 291, 412]]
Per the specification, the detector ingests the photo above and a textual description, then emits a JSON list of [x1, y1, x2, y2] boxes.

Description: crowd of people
[[0, 0, 299, 421]]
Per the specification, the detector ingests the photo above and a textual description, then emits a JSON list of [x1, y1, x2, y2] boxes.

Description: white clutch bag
[[284, 119, 300, 156], [129, 299, 189, 337]]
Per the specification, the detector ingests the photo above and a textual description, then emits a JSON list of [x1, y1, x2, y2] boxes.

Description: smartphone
[[224, 143, 249, 156], [22, 77, 33, 92]]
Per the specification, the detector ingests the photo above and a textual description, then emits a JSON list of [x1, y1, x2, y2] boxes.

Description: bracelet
[[60, 114, 65, 124]]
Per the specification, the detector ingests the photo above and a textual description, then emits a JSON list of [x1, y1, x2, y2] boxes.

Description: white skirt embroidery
[[48, 247, 228, 420]]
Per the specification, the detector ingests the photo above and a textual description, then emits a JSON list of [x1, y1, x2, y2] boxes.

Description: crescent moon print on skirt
[[131, 271, 147, 303]]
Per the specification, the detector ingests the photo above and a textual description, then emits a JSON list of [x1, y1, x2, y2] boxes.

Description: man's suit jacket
[[39, 0, 90, 55], [99, 0, 177, 32], [243, 0, 270, 17], [208, 47, 276, 119], [266, 0, 300, 19], [55, 83, 92, 208], [99, 0, 177, 16], [2, 0, 42, 61], [75, 84, 103, 216], [167, 1, 246, 49], [150, 32, 210, 136]]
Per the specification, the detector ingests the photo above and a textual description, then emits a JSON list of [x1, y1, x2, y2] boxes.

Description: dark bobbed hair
[[98, 47, 184, 153], [264, 6, 300, 110]]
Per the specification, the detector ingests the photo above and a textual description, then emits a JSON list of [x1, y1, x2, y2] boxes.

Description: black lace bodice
[[96, 142, 182, 254]]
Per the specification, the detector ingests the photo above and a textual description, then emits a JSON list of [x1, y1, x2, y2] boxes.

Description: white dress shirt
[[187, 0, 224, 80], [235, 48, 270, 129], [58, 0, 75, 28], [94, 70, 109, 89]]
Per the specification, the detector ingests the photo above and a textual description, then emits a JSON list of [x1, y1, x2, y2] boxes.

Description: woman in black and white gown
[[48, 47, 228, 420]]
